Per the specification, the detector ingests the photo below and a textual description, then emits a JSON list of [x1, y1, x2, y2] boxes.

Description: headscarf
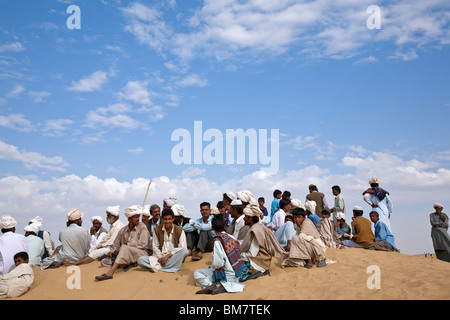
[[29, 216, 44, 229], [67, 208, 83, 221], [336, 212, 346, 220], [91, 216, 103, 223], [0, 214, 17, 229], [226, 192, 236, 201], [124, 205, 142, 218], [171, 204, 187, 217], [211, 206, 220, 215], [142, 205, 150, 217], [305, 200, 317, 214], [106, 206, 120, 216], [24, 223, 40, 234], [290, 199, 305, 210], [243, 204, 263, 218], [236, 190, 256, 203], [164, 197, 177, 207], [369, 177, 380, 185], [433, 203, 444, 210]]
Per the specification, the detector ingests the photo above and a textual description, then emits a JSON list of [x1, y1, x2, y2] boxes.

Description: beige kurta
[[317, 218, 337, 248], [102, 222, 150, 266], [0, 263, 34, 298], [241, 222, 286, 271], [282, 218, 326, 267]]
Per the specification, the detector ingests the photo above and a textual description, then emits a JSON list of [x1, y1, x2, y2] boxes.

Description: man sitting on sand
[[191, 202, 215, 261], [42, 208, 90, 269], [370, 211, 398, 252], [95, 205, 150, 281], [316, 208, 338, 248], [172, 204, 197, 256], [282, 208, 327, 269], [0, 215, 28, 275], [342, 206, 376, 249], [138, 208, 189, 273], [89, 216, 107, 249], [0, 252, 34, 299], [226, 199, 249, 244], [64, 206, 125, 266], [194, 214, 249, 295], [240, 204, 286, 279]]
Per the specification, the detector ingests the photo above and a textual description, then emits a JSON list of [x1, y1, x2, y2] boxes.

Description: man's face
[[151, 207, 161, 219], [258, 200, 264, 207], [243, 215, 252, 226], [92, 220, 102, 231], [369, 213, 378, 223], [163, 214, 174, 229], [129, 214, 140, 226], [332, 189, 339, 196], [200, 205, 211, 218], [293, 215, 305, 227], [14, 257, 27, 267]]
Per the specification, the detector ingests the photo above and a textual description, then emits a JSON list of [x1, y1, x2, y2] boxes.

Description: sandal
[[95, 273, 113, 281]]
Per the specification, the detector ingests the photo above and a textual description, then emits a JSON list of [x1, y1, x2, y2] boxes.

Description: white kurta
[[0, 232, 28, 276], [194, 234, 245, 293], [363, 193, 393, 231], [270, 209, 286, 230], [25, 235, 45, 267]]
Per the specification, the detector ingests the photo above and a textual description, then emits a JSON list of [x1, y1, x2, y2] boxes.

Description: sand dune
[[9, 247, 450, 301]]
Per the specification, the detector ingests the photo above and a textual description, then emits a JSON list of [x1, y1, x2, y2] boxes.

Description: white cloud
[[118, 80, 153, 105], [121, 1, 450, 63], [176, 74, 209, 87], [0, 42, 25, 53], [0, 140, 68, 172], [0, 114, 34, 132], [128, 147, 144, 154], [42, 119, 74, 136], [28, 90, 51, 102], [6, 84, 25, 98], [67, 70, 109, 92]]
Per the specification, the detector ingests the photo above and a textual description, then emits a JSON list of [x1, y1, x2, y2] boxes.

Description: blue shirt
[[374, 220, 396, 249], [270, 198, 280, 220], [307, 213, 320, 227]]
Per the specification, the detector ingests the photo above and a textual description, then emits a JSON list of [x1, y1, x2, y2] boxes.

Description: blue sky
[[1, 0, 450, 255]]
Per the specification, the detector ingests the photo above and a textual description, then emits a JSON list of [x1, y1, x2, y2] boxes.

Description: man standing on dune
[[363, 178, 393, 232]]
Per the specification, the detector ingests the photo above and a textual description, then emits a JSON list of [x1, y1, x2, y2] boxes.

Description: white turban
[[91, 216, 103, 223], [0, 215, 17, 230], [164, 197, 177, 208], [243, 204, 263, 217], [336, 212, 346, 220], [106, 206, 120, 216], [353, 206, 363, 211], [236, 190, 256, 203], [24, 223, 40, 234], [142, 205, 150, 216], [171, 204, 187, 217], [290, 199, 305, 210], [29, 216, 43, 229], [67, 208, 83, 221], [226, 192, 236, 200], [305, 201, 317, 214], [211, 206, 220, 215], [369, 177, 380, 185], [433, 203, 444, 210], [125, 205, 142, 218], [230, 199, 243, 206]]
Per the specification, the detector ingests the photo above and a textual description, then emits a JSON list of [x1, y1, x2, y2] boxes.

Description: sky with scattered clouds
[[1, 0, 450, 254]]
